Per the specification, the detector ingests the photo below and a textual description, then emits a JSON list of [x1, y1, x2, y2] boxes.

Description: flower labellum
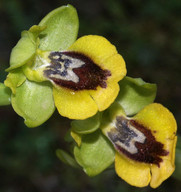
[[44, 51, 111, 91], [108, 115, 168, 166], [32, 35, 126, 119], [101, 103, 177, 188]]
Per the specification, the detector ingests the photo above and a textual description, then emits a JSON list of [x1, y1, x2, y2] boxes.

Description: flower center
[[107, 116, 168, 166], [43, 51, 111, 91]]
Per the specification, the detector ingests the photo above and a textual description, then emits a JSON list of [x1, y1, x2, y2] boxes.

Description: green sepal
[[6, 31, 37, 72], [4, 68, 26, 94], [56, 149, 79, 168], [71, 112, 102, 134], [107, 102, 125, 121], [74, 130, 115, 177], [38, 4, 79, 51], [117, 76, 157, 116], [0, 83, 11, 106], [29, 25, 46, 38], [11, 79, 55, 127]]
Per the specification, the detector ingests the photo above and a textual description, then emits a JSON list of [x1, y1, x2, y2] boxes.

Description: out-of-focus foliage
[[0, 0, 181, 191]]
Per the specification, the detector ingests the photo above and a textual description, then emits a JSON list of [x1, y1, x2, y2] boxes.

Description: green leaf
[[74, 130, 115, 176], [6, 31, 37, 72], [71, 112, 101, 134], [0, 83, 11, 106], [38, 4, 79, 51], [117, 76, 157, 116], [4, 68, 26, 94], [56, 149, 79, 168], [11, 79, 55, 127]]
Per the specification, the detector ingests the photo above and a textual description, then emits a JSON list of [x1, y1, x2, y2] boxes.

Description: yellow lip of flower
[[41, 35, 126, 119], [102, 103, 177, 188]]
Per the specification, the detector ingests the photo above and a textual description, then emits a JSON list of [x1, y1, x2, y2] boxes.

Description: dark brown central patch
[[107, 116, 168, 167], [44, 51, 111, 91]]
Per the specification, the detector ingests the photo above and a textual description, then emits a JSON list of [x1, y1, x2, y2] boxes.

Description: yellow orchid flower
[[25, 35, 126, 120], [101, 103, 177, 188]]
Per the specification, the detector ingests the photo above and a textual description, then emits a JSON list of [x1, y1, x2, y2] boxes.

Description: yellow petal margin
[[103, 54, 126, 83], [150, 136, 177, 188], [68, 35, 117, 64], [134, 103, 177, 143], [53, 87, 98, 119], [68, 35, 126, 83], [133, 103, 177, 188], [150, 157, 175, 188], [89, 82, 120, 111], [115, 152, 151, 187]]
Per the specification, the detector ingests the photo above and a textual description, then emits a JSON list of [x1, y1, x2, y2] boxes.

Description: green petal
[[38, 4, 79, 51], [6, 31, 37, 72], [56, 149, 79, 168], [71, 112, 101, 134], [11, 79, 55, 127], [117, 76, 157, 116], [74, 130, 115, 176], [0, 83, 11, 106], [4, 68, 26, 94]]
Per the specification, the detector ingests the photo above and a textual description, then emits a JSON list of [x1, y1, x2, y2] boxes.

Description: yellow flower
[[101, 103, 177, 188], [26, 35, 126, 120]]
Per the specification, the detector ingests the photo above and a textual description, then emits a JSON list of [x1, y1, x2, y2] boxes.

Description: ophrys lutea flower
[[101, 102, 177, 188], [72, 102, 177, 188], [4, 5, 126, 127], [24, 35, 126, 120]]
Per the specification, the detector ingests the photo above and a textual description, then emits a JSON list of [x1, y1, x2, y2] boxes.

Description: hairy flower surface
[[101, 103, 177, 188]]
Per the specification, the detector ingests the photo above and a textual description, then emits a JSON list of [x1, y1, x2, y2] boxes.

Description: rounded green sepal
[[0, 83, 11, 106], [11, 79, 55, 127], [74, 130, 115, 176], [117, 76, 157, 116], [39, 4, 79, 51], [71, 112, 102, 134], [6, 31, 37, 72]]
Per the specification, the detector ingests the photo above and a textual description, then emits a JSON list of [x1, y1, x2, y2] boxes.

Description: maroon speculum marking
[[108, 116, 169, 167], [44, 51, 111, 91]]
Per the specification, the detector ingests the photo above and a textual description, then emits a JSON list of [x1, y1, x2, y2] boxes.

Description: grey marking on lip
[[44, 51, 85, 83], [107, 116, 146, 154]]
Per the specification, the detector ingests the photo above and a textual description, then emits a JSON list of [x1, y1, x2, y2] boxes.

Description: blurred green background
[[0, 0, 181, 191]]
